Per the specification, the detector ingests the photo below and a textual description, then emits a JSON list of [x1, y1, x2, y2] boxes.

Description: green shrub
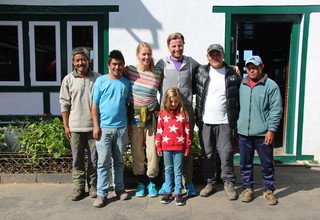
[[15, 117, 70, 161], [0, 129, 8, 151]]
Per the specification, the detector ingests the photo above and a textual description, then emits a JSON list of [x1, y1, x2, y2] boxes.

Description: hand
[[231, 65, 241, 76], [157, 151, 162, 157], [93, 126, 101, 141], [184, 148, 190, 156], [64, 127, 71, 140], [264, 131, 275, 146]]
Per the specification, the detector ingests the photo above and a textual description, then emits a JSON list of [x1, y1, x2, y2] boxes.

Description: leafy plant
[[0, 128, 8, 151], [16, 117, 70, 161]]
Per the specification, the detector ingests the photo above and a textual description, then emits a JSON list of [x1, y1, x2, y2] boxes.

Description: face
[[169, 96, 179, 110], [108, 58, 125, 78], [168, 38, 184, 60], [207, 50, 224, 69], [246, 63, 264, 80], [72, 54, 89, 75], [136, 46, 152, 68]]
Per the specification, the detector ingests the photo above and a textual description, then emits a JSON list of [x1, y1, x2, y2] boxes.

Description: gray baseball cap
[[207, 44, 224, 54], [245, 55, 263, 66]]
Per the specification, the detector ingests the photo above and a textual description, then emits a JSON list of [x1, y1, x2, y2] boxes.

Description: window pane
[[0, 25, 20, 81], [72, 26, 94, 70], [34, 26, 56, 81]]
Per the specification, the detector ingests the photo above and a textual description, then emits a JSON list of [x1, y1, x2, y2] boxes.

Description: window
[[29, 21, 61, 86], [67, 22, 98, 74], [0, 21, 24, 86]]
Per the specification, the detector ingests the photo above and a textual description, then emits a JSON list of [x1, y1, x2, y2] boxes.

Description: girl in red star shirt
[[156, 87, 191, 206]]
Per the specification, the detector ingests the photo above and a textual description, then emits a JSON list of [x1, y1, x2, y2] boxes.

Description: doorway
[[231, 15, 301, 155]]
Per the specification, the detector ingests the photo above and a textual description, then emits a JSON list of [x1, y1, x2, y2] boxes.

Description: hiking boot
[[135, 182, 145, 197], [147, 182, 158, 197], [263, 190, 278, 205], [158, 182, 166, 196], [200, 184, 215, 197], [161, 193, 173, 204], [116, 189, 129, 201], [71, 188, 86, 201], [224, 180, 237, 200], [185, 182, 198, 197], [93, 195, 108, 208], [175, 194, 186, 206], [89, 186, 97, 198], [240, 188, 254, 203]]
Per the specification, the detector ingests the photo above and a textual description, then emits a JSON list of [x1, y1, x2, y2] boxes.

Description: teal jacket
[[237, 74, 283, 136]]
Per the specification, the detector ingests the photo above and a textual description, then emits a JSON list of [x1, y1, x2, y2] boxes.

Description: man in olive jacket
[[195, 44, 241, 200]]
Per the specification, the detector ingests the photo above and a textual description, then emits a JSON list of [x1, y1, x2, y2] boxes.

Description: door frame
[[212, 5, 320, 161]]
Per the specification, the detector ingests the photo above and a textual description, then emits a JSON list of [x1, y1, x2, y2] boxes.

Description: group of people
[[59, 32, 283, 208]]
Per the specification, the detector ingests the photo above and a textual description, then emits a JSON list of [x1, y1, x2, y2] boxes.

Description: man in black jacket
[[195, 44, 241, 200]]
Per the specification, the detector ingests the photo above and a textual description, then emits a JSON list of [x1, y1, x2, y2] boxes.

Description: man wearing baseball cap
[[195, 44, 241, 200], [237, 55, 283, 205]]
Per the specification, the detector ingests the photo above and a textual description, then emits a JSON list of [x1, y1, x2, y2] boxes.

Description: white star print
[[185, 127, 190, 135], [176, 114, 184, 122], [169, 125, 179, 133], [157, 127, 163, 134], [176, 135, 185, 143], [163, 115, 170, 123], [155, 139, 160, 146], [162, 136, 170, 144]]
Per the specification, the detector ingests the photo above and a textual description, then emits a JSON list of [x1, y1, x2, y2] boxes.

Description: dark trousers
[[199, 123, 235, 185], [238, 134, 275, 191]]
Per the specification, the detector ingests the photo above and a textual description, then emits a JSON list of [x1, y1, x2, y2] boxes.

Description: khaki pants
[[131, 125, 159, 178], [70, 132, 97, 190]]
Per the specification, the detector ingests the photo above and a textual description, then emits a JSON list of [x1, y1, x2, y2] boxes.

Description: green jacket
[[237, 74, 283, 136]]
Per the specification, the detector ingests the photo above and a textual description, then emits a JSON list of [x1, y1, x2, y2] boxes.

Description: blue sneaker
[[147, 183, 158, 197], [185, 183, 198, 197], [158, 182, 166, 195], [135, 182, 145, 197]]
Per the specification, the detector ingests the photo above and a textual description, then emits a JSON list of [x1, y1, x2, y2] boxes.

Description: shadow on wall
[[109, 0, 162, 49]]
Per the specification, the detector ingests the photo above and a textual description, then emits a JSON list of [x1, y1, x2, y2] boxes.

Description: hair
[[136, 42, 155, 73], [108, 50, 125, 65], [166, 32, 185, 46], [162, 87, 186, 117], [72, 47, 90, 61]]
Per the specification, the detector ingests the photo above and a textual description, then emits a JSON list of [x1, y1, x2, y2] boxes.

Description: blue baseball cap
[[245, 55, 263, 66]]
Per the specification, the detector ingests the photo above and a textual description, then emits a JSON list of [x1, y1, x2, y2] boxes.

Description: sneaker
[[240, 188, 254, 203], [185, 183, 198, 197], [89, 187, 97, 198], [161, 193, 172, 204], [224, 180, 237, 200], [116, 189, 129, 201], [175, 194, 186, 206], [263, 190, 278, 205], [147, 182, 158, 197], [71, 188, 86, 201], [135, 182, 145, 197], [93, 195, 108, 208], [158, 182, 166, 195], [200, 184, 215, 197]]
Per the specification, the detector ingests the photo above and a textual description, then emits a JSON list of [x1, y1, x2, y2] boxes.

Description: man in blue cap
[[237, 55, 283, 205]]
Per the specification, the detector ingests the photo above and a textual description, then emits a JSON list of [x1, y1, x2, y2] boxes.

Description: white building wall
[[302, 13, 320, 161], [2, 0, 320, 160]]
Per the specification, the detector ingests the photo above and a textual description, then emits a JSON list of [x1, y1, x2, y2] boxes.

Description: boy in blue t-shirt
[[91, 50, 133, 208]]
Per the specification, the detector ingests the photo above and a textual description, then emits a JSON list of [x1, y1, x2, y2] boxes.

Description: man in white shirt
[[195, 44, 241, 200]]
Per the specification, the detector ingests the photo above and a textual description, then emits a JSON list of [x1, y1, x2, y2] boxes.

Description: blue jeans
[[163, 150, 183, 196], [96, 127, 128, 197], [239, 134, 275, 192]]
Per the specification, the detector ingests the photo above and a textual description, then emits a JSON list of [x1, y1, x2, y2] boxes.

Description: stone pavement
[[1, 165, 320, 220]]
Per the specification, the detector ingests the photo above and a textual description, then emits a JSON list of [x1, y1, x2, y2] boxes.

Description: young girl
[[156, 87, 191, 206]]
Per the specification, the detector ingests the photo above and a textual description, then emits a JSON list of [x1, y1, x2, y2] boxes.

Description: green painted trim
[[0, 5, 119, 14], [101, 14, 110, 75], [285, 21, 301, 154], [60, 21, 67, 80], [213, 6, 320, 13], [224, 13, 232, 64], [43, 91, 50, 114], [234, 155, 314, 164], [296, 13, 310, 156]]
